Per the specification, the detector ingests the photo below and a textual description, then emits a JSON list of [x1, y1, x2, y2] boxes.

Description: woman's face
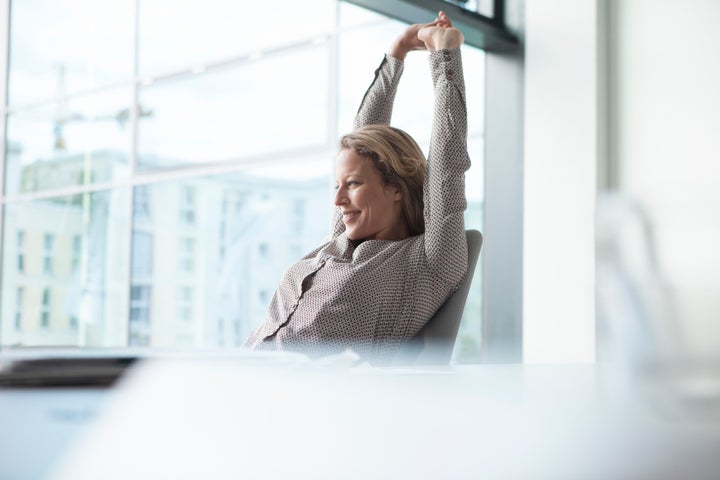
[[335, 148, 407, 241]]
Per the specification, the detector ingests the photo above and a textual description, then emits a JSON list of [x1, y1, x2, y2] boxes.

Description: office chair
[[396, 229, 483, 365]]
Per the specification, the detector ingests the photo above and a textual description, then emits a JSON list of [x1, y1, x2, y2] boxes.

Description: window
[[72, 235, 82, 272], [178, 186, 196, 225], [131, 232, 153, 279], [15, 287, 23, 330], [178, 237, 195, 273], [1, 1, 491, 359], [16, 231, 24, 272], [40, 288, 51, 328], [133, 185, 151, 222], [176, 286, 194, 322], [43, 234, 54, 274], [218, 195, 228, 261], [129, 284, 151, 346], [130, 286, 151, 318]]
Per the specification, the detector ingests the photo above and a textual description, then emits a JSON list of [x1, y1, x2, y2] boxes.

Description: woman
[[244, 12, 471, 363]]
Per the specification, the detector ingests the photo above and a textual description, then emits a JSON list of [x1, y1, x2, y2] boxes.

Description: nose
[[334, 185, 348, 206]]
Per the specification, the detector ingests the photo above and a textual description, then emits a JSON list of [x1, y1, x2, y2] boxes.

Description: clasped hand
[[389, 10, 465, 60]]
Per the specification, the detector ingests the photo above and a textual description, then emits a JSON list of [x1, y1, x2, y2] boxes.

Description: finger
[[438, 10, 453, 27]]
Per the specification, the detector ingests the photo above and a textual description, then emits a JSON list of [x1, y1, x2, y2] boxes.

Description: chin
[[345, 226, 368, 241]]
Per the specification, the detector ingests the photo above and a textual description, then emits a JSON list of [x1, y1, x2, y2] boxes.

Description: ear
[[385, 183, 403, 202]]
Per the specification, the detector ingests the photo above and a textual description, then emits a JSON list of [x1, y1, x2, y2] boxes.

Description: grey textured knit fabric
[[243, 49, 470, 363]]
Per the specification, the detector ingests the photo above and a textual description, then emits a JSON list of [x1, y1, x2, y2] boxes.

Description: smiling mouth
[[342, 211, 360, 223]]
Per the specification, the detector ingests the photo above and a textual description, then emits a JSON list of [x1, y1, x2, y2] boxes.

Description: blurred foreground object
[[596, 192, 720, 422], [47, 357, 720, 480], [595, 192, 679, 364]]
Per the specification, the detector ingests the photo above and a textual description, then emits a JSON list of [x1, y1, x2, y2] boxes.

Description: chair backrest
[[396, 229, 483, 365]]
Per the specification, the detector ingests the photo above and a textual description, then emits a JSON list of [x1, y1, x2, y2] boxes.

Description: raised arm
[[419, 16, 471, 288], [333, 19, 445, 237], [353, 20, 443, 129]]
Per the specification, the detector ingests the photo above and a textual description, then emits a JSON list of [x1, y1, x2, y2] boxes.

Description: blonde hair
[[339, 125, 426, 236]]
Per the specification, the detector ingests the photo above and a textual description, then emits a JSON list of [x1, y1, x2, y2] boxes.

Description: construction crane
[[53, 64, 153, 151]]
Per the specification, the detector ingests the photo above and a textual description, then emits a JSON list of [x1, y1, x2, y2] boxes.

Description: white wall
[[610, 0, 720, 358]]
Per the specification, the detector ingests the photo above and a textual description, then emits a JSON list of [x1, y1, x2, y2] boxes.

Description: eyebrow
[[336, 173, 364, 181]]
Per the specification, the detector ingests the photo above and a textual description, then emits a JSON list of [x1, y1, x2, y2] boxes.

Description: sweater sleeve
[[423, 48, 470, 289], [331, 54, 406, 238], [354, 54, 405, 128]]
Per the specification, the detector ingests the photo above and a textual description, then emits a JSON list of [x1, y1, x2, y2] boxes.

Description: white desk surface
[[3, 354, 719, 480]]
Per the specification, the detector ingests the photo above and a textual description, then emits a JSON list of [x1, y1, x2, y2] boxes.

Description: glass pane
[[8, 0, 134, 106], [462, 46, 486, 138], [138, 0, 336, 77], [442, 1, 495, 16], [1, 189, 131, 347], [137, 46, 329, 169], [338, 1, 387, 28], [5, 88, 132, 196], [477, 0, 495, 17], [338, 18, 407, 135], [457, 137, 485, 363], [128, 160, 331, 347]]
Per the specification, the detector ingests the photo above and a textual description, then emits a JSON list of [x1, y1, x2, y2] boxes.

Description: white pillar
[[523, 0, 600, 363]]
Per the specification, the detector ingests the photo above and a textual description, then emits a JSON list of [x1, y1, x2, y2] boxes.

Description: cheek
[[350, 190, 368, 209]]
